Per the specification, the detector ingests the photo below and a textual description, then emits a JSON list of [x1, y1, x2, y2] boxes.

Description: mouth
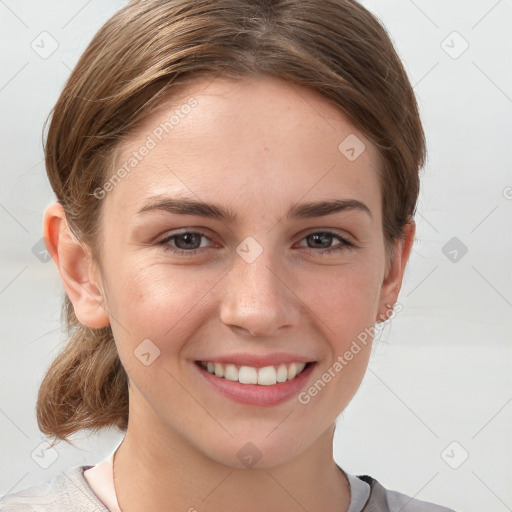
[[196, 360, 313, 385], [193, 360, 317, 406]]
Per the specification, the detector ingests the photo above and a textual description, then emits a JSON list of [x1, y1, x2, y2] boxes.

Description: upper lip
[[195, 353, 316, 368]]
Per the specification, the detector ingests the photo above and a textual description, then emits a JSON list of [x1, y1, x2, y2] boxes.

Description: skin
[[44, 75, 414, 512]]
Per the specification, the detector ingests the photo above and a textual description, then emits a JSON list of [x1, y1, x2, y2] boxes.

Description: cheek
[[300, 259, 383, 341], [104, 257, 217, 352], [295, 263, 380, 413]]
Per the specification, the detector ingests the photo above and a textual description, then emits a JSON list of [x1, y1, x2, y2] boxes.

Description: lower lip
[[193, 361, 317, 407]]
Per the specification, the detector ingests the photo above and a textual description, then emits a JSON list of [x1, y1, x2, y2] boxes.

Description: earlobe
[[376, 220, 416, 323], [43, 202, 110, 328]]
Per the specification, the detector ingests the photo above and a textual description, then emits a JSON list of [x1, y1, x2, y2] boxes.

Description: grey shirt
[[0, 464, 457, 511]]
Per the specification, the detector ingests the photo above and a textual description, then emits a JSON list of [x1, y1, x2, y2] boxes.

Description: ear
[[376, 220, 415, 322], [43, 201, 110, 328]]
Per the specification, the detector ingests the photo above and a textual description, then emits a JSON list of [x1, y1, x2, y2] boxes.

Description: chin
[[195, 432, 308, 471]]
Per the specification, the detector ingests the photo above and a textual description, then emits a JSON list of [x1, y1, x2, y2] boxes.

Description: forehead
[[104, 76, 382, 220]]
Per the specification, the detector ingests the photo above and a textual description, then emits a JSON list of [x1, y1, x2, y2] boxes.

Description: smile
[[198, 361, 310, 386]]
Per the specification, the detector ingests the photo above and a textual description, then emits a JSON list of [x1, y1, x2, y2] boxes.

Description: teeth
[[239, 366, 258, 384], [276, 364, 288, 383], [200, 361, 307, 385], [214, 362, 224, 378], [224, 364, 238, 381]]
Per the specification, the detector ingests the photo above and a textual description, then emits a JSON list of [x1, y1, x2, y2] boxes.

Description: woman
[[0, 0, 456, 510]]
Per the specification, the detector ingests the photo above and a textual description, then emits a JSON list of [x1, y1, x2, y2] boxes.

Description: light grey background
[[1, 1, 511, 511]]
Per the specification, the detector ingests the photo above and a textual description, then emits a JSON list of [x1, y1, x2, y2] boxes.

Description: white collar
[[83, 447, 121, 512]]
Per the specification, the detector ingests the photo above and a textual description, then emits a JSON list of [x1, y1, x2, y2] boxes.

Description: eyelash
[[157, 230, 355, 256]]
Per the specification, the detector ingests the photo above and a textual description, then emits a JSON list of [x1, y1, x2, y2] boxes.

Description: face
[[92, 75, 400, 468]]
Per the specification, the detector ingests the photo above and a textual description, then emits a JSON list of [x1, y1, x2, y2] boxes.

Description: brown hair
[[37, 0, 426, 445]]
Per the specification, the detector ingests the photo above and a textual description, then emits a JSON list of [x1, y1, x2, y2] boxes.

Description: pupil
[[177, 233, 200, 249], [309, 233, 331, 248]]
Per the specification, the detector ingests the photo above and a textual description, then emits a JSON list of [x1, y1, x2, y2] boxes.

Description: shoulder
[[359, 475, 458, 512], [0, 465, 107, 512]]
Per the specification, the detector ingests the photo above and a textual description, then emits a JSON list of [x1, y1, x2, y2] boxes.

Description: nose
[[219, 248, 301, 338]]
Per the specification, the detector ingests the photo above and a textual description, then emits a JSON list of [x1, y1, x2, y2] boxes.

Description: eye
[[157, 229, 355, 257], [158, 231, 212, 255], [296, 231, 354, 255]]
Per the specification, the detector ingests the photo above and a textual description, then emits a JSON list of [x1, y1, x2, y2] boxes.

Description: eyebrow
[[137, 197, 372, 221]]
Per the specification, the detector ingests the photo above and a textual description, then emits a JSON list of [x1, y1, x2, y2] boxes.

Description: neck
[[113, 421, 350, 512]]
